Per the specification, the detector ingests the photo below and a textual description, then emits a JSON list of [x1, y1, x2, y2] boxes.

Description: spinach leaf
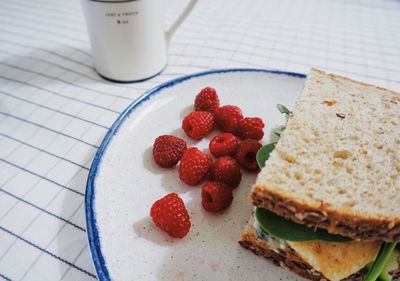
[[255, 208, 352, 242], [273, 127, 285, 137], [276, 104, 291, 115], [256, 143, 276, 168], [256, 104, 292, 168]]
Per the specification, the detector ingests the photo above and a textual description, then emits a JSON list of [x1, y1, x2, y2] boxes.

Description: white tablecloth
[[0, 0, 399, 280]]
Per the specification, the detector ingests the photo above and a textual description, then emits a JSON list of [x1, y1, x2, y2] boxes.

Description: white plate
[[86, 69, 306, 281]]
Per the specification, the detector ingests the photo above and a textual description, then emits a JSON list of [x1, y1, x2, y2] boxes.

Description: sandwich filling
[[254, 208, 400, 281], [253, 218, 288, 251]]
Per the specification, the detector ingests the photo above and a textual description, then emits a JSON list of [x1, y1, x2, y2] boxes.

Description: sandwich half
[[240, 68, 400, 281]]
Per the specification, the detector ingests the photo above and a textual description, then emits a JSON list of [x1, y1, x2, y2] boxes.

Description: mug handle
[[165, 0, 198, 42]]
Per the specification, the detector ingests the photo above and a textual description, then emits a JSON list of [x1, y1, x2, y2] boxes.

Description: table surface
[[1, 0, 400, 280]]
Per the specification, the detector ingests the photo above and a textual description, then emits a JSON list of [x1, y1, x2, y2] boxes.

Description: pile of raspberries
[[150, 87, 265, 238]]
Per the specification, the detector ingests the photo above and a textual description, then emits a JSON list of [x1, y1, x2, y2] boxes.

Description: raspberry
[[194, 87, 220, 113], [150, 193, 191, 238], [215, 105, 243, 134], [182, 111, 215, 140], [209, 133, 238, 157], [237, 117, 265, 140], [179, 147, 213, 186], [235, 139, 262, 172], [201, 181, 233, 212], [209, 156, 242, 188], [152, 135, 187, 167]]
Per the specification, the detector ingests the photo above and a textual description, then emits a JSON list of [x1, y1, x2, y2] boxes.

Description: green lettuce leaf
[[256, 143, 276, 168], [255, 208, 352, 242]]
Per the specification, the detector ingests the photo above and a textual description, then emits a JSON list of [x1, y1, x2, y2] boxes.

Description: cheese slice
[[287, 240, 380, 281]]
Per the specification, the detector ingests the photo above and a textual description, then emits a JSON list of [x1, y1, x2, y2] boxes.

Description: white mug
[[81, 0, 197, 82]]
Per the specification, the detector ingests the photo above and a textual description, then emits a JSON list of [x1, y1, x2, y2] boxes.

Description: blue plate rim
[[85, 68, 306, 280]]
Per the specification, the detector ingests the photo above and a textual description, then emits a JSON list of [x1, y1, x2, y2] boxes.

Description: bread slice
[[251, 68, 400, 242], [239, 219, 399, 281]]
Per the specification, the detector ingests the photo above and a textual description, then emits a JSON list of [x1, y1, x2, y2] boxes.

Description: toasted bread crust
[[240, 223, 327, 280], [310, 68, 400, 98], [250, 185, 400, 242], [239, 222, 367, 281], [240, 222, 400, 280]]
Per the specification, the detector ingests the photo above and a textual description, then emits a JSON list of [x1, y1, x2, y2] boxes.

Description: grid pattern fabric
[[0, 0, 399, 280]]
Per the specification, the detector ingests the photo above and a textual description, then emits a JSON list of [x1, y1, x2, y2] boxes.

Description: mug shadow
[[0, 47, 147, 91]]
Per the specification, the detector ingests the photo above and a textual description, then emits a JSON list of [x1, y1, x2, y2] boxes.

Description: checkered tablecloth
[[0, 0, 399, 280]]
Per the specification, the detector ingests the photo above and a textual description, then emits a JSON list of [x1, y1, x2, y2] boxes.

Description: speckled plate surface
[[86, 69, 307, 281]]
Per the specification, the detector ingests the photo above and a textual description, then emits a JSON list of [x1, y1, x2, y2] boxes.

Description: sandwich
[[239, 68, 400, 281]]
